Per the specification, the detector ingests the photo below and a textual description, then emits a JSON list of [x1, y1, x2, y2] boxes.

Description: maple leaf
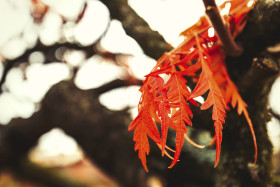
[[165, 73, 193, 168], [149, 60, 198, 168], [189, 35, 227, 167], [210, 51, 258, 164], [149, 76, 171, 155], [128, 84, 161, 172], [129, 0, 258, 171], [128, 111, 150, 172]]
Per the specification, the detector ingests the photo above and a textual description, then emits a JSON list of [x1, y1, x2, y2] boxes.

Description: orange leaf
[[188, 35, 227, 166], [129, 0, 258, 171]]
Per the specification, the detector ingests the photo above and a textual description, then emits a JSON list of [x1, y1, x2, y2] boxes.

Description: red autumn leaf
[[128, 84, 161, 172], [189, 35, 227, 167], [129, 0, 258, 171], [165, 73, 193, 168]]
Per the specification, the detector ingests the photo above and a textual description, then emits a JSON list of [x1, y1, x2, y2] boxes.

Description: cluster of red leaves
[[129, 0, 258, 172]]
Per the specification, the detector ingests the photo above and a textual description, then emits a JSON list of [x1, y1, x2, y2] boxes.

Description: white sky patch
[[29, 128, 83, 167], [267, 118, 280, 153], [1, 63, 70, 124], [208, 27, 215, 38], [0, 0, 32, 46], [62, 21, 76, 43], [127, 55, 156, 79], [129, 0, 204, 47], [129, 0, 229, 47], [172, 36, 186, 47], [39, 11, 63, 46], [23, 23, 39, 49], [100, 20, 143, 55], [159, 73, 171, 84], [4, 64, 70, 100], [129, 106, 139, 119], [0, 62, 3, 79], [3, 67, 25, 97], [75, 55, 125, 90], [247, 0, 255, 8], [1, 38, 27, 60], [0, 93, 35, 124], [42, 0, 85, 20], [36, 128, 80, 157], [74, 0, 110, 46], [193, 96, 205, 104], [29, 51, 45, 64], [269, 76, 280, 115], [63, 50, 86, 67], [268, 77, 280, 153], [24, 63, 70, 102], [220, 2, 231, 16], [99, 86, 141, 110]]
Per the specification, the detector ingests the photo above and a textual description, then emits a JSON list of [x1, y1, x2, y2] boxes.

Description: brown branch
[[92, 78, 142, 96], [202, 0, 242, 56], [0, 0, 172, 93], [0, 41, 97, 93], [269, 108, 280, 122], [100, 0, 173, 60]]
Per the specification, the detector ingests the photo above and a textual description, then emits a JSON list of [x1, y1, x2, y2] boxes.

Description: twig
[[100, 0, 172, 59], [269, 108, 280, 122], [92, 78, 142, 96], [202, 0, 243, 56]]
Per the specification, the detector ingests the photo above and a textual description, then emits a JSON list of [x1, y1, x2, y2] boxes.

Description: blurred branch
[[0, 41, 97, 93], [100, 0, 173, 60], [0, 0, 172, 93], [269, 108, 280, 122], [92, 78, 142, 96]]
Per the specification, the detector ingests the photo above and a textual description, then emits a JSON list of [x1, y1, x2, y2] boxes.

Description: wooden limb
[[202, 0, 243, 56], [0, 41, 97, 93], [100, 0, 173, 60], [92, 78, 143, 96], [269, 108, 280, 122]]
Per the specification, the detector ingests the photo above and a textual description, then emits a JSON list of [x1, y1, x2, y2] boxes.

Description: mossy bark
[[215, 0, 280, 186]]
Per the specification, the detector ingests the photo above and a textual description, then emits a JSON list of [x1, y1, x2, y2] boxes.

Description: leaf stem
[[202, 0, 243, 56]]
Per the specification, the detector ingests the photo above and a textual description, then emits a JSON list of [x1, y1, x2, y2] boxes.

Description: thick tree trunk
[[216, 0, 280, 186]]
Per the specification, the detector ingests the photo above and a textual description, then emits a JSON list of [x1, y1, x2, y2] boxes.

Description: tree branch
[[0, 41, 96, 93], [100, 0, 173, 60], [202, 0, 242, 56], [92, 78, 142, 96], [269, 108, 280, 122]]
